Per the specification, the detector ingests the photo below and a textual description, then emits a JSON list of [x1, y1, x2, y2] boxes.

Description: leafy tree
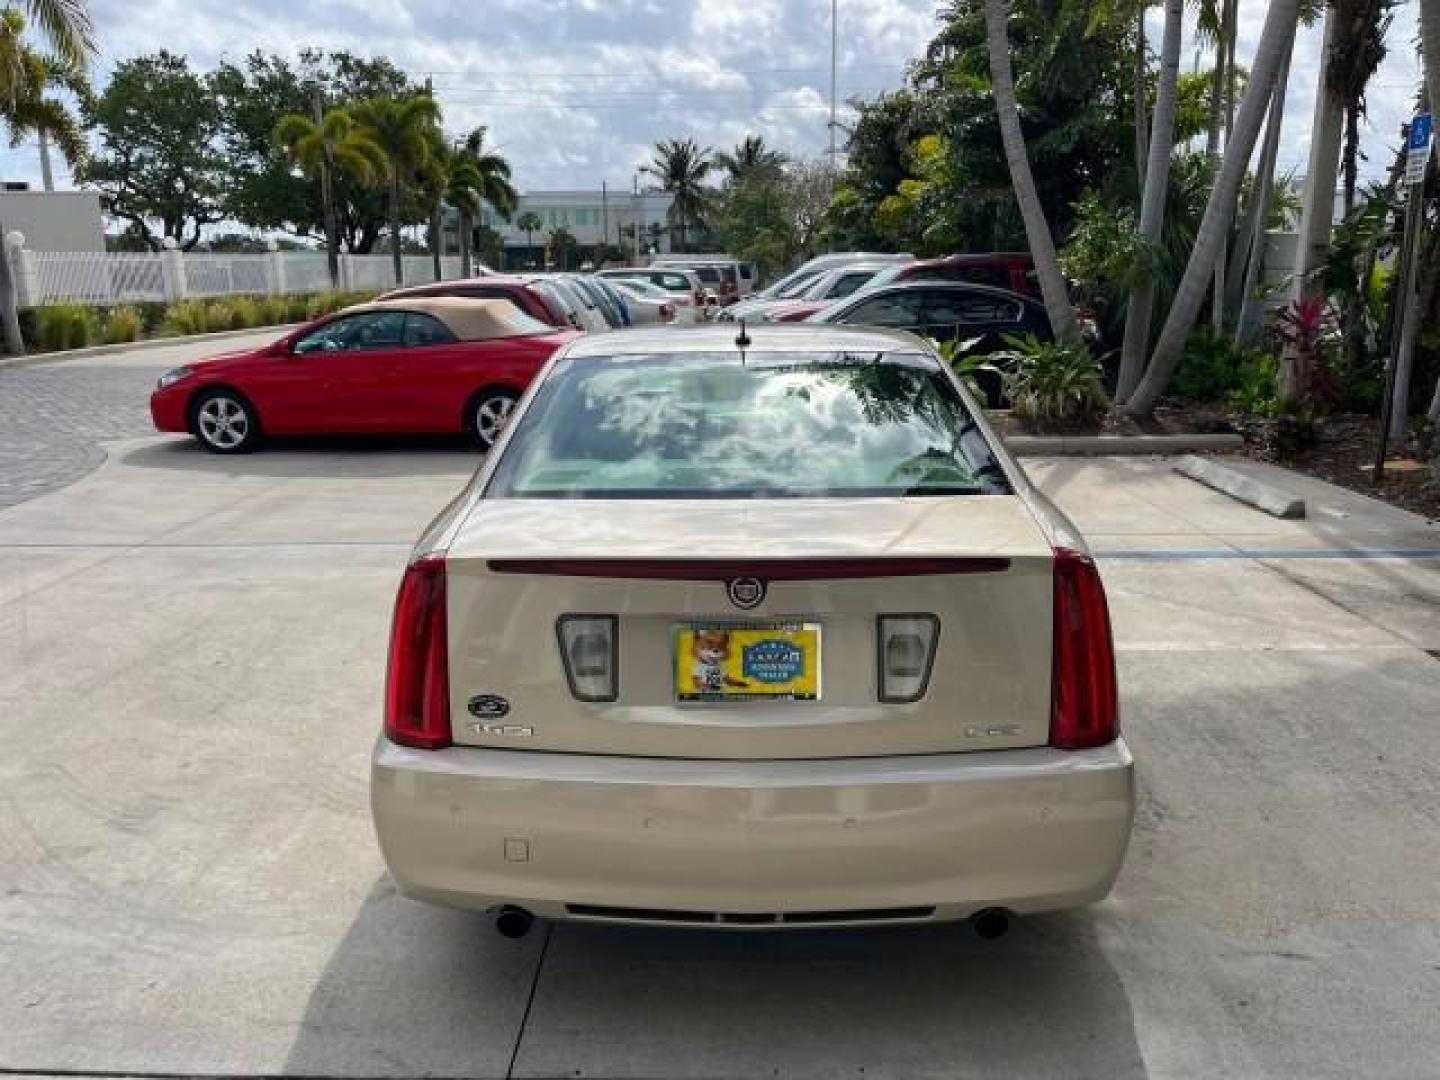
[[516, 210, 542, 267], [78, 51, 226, 251], [274, 105, 386, 285], [351, 94, 442, 284], [642, 137, 714, 252]]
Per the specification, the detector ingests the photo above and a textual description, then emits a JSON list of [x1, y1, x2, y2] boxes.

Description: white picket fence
[[12, 246, 466, 308]]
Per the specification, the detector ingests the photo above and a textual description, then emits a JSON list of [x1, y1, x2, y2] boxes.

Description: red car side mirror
[[269, 338, 293, 358]]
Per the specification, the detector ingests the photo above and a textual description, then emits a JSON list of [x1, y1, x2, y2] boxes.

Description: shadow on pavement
[[285, 881, 1146, 1079], [117, 435, 482, 480]]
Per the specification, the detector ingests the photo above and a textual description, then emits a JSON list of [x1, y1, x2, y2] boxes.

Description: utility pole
[[601, 181, 608, 265], [313, 84, 339, 289]]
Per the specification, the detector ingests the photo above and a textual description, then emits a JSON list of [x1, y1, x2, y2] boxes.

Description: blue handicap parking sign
[[1411, 113, 1433, 151]]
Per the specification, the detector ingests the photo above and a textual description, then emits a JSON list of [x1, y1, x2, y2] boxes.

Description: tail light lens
[[384, 554, 451, 749], [877, 615, 939, 703], [557, 615, 618, 701], [1050, 548, 1118, 749], [660, 302, 675, 323]]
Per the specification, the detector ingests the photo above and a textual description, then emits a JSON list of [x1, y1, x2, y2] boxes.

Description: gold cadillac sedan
[[371, 324, 1134, 938]]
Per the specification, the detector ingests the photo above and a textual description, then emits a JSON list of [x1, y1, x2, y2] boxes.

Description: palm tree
[[1423, 0, 1440, 120], [0, 9, 88, 185], [1116, 0, 1184, 402], [454, 126, 517, 274], [1126, 0, 1305, 416], [351, 94, 443, 285], [443, 155, 484, 278], [716, 135, 786, 182], [275, 105, 386, 287], [516, 211, 542, 268], [0, 0, 95, 357], [982, 0, 1079, 344], [547, 226, 577, 271], [642, 137, 714, 252]]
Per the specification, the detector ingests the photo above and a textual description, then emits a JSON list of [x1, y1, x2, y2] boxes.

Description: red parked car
[[150, 298, 577, 454]]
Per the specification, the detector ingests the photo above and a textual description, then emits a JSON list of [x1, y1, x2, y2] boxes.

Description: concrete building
[[445, 189, 675, 270], [0, 187, 105, 252]]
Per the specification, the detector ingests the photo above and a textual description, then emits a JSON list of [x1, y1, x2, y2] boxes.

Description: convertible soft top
[[340, 297, 545, 341]]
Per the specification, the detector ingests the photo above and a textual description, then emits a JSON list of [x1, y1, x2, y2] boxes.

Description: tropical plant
[[1125, 0, 1304, 417], [932, 336, 998, 398], [982, 0, 1080, 344], [29, 301, 96, 350], [516, 210, 542, 267], [274, 105, 386, 286], [642, 137, 714, 252], [1273, 295, 1340, 412], [991, 333, 1108, 427], [101, 305, 143, 345], [0, 0, 92, 100], [351, 94, 443, 284]]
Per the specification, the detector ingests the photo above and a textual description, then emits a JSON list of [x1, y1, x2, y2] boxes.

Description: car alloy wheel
[[194, 393, 256, 453], [473, 391, 518, 450]]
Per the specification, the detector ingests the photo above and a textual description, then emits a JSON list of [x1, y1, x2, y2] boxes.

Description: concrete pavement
[[1, 399, 1438, 1076]]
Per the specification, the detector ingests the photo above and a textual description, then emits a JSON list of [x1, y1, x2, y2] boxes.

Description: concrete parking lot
[[2, 339, 1439, 1079]]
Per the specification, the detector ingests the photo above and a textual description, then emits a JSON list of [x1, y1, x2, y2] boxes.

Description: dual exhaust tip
[[491, 905, 1011, 939]]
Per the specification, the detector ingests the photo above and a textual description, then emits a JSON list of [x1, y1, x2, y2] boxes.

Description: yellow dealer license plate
[[673, 622, 821, 703]]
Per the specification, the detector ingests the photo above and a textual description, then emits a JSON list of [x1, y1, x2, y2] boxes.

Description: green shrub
[[1225, 352, 1281, 417], [30, 303, 99, 351], [287, 294, 314, 322], [226, 296, 261, 329], [257, 295, 290, 326], [991, 334, 1108, 428], [101, 305, 144, 344], [160, 299, 215, 336]]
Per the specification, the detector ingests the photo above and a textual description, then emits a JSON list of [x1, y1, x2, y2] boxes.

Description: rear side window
[[828, 271, 873, 299], [403, 313, 459, 346], [486, 352, 1009, 499], [692, 267, 721, 283], [657, 273, 691, 291]]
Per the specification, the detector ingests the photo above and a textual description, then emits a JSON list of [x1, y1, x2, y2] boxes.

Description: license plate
[[673, 622, 821, 702]]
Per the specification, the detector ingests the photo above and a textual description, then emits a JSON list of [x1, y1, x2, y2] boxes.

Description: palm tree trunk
[[1231, 38, 1294, 349], [459, 209, 473, 277], [984, 0, 1079, 344], [1126, 0, 1303, 416], [0, 224, 25, 356], [1134, 6, 1149, 191], [313, 88, 340, 289], [1287, 1, 1345, 398], [389, 174, 404, 285], [1117, 0, 1185, 402], [1210, 0, 1238, 331], [430, 200, 443, 282]]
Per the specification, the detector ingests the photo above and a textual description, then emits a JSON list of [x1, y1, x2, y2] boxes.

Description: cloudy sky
[[1, 0, 1424, 197]]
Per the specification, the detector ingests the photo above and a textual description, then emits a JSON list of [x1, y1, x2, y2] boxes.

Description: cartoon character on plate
[[691, 630, 750, 693]]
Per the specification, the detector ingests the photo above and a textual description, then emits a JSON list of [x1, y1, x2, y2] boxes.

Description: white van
[[652, 255, 756, 303]]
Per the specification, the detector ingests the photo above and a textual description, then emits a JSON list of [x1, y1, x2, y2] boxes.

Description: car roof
[[906, 252, 1033, 268], [382, 275, 535, 296], [560, 323, 938, 360], [340, 297, 548, 340], [846, 280, 1038, 302]]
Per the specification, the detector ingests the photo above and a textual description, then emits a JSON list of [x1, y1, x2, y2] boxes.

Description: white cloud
[[2, 0, 1420, 201]]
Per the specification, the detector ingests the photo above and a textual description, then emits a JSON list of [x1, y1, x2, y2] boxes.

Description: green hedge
[[20, 289, 382, 354]]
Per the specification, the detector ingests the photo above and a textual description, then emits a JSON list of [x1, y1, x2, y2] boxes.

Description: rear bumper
[[372, 738, 1134, 927]]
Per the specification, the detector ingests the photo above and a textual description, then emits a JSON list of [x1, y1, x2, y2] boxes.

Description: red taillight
[[384, 554, 451, 749], [1050, 548, 1118, 750], [660, 302, 675, 323]]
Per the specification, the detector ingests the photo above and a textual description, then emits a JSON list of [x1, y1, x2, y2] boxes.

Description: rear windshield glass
[[486, 352, 1009, 499], [691, 266, 721, 283]]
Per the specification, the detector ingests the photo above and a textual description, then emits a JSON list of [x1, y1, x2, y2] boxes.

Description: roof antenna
[[735, 318, 752, 351]]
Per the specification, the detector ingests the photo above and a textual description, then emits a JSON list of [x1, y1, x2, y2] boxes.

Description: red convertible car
[[150, 298, 577, 453]]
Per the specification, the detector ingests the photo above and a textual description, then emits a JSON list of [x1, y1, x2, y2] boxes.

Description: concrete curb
[[1173, 454, 1306, 519], [0, 324, 300, 372], [1004, 433, 1245, 456]]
